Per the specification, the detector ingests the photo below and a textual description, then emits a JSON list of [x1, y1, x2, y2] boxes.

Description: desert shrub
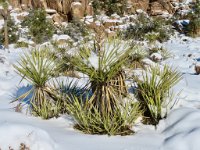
[[70, 39, 131, 114], [186, 18, 200, 37], [15, 41, 29, 48], [13, 49, 64, 119], [65, 95, 141, 135], [122, 14, 173, 42], [184, 0, 200, 36], [92, 0, 127, 16], [125, 46, 147, 69], [0, 18, 19, 44], [145, 32, 160, 44], [134, 66, 182, 125], [22, 9, 55, 44], [59, 20, 90, 41]]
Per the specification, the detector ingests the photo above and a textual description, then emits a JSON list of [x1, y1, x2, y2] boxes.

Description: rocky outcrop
[[127, 0, 150, 13], [8, 0, 92, 21], [7, 0, 194, 20]]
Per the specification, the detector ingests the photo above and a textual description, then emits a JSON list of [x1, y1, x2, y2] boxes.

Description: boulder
[[71, 2, 84, 20], [195, 64, 200, 75], [150, 0, 176, 16], [52, 13, 63, 24]]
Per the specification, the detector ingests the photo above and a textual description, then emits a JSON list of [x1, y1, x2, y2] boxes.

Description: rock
[[16, 14, 26, 21], [21, 4, 28, 10], [150, 1, 175, 16], [40, 0, 48, 9], [132, 0, 150, 12], [195, 64, 200, 75], [86, 3, 93, 16], [105, 29, 116, 38], [52, 13, 63, 24], [53, 34, 73, 48], [150, 53, 163, 62], [8, 0, 20, 8], [141, 58, 157, 67], [71, 2, 84, 20]]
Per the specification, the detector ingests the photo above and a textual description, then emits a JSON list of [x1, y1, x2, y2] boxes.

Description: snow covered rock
[[150, 53, 163, 62]]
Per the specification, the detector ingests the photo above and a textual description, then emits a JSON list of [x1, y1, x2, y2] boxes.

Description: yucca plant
[[71, 39, 132, 114], [65, 94, 141, 135], [13, 49, 63, 119], [134, 65, 182, 125]]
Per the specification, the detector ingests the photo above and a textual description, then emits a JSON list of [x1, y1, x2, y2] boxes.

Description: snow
[[10, 11, 29, 24], [0, 122, 56, 150], [45, 9, 57, 14], [0, 19, 4, 29], [53, 34, 72, 41], [71, 2, 82, 6], [161, 108, 200, 150]]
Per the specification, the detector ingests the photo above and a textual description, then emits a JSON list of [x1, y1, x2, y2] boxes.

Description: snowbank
[[161, 108, 200, 150], [0, 123, 56, 150]]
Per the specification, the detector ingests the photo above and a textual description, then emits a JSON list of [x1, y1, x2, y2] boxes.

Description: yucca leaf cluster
[[71, 39, 131, 114], [14, 49, 62, 119], [63, 39, 142, 135], [135, 66, 182, 125], [65, 95, 141, 135]]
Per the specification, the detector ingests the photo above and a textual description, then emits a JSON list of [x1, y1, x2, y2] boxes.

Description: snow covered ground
[[1, 34, 200, 149]]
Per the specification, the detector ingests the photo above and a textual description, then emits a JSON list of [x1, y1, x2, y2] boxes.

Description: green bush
[[122, 14, 173, 42], [134, 66, 182, 125], [22, 9, 55, 44], [65, 95, 141, 135], [187, 18, 200, 37], [183, 0, 200, 37], [92, 0, 127, 16], [60, 20, 89, 41]]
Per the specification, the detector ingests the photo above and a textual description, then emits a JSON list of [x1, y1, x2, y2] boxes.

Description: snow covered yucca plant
[[13, 49, 63, 119], [71, 39, 132, 114], [135, 65, 182, 125], [65, 94, 141, 135]]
